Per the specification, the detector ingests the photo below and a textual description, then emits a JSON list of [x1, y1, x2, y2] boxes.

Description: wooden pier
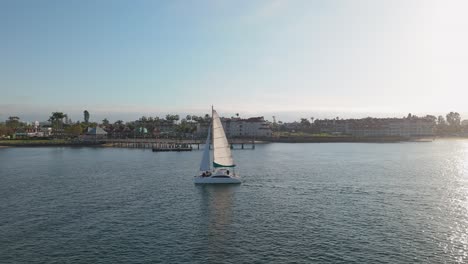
[[100, 138, 257, 151], [152, 147, 193, 152], [151, 142, 193, 152]]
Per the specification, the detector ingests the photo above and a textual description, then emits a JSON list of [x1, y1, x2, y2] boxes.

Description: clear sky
[[1, 0, 467, 122]]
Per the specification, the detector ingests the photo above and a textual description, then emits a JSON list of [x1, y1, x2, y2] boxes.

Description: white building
[[462, 120, 468, 136], [348, 118, 435, 137], [195, 116, 272, 138], [314, 116, 435, 137], [222, 117, 272, 138]]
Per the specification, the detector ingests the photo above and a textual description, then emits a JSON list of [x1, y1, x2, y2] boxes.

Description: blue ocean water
[[1, 140, 467, 263]]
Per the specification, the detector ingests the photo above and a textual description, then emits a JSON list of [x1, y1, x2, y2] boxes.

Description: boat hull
[[193, 176, 241, 184]]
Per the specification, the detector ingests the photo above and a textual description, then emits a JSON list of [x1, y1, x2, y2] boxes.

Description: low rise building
[[195, 123, 210, 137], [222, 117, 272, 138], [314, 116, 435, 137], [82, 127, 108, 141], [461, 120, 468, 136], [194, 116, 272, 138]]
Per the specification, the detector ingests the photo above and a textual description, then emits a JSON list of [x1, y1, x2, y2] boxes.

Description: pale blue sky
[[1, 0, 467, 122]]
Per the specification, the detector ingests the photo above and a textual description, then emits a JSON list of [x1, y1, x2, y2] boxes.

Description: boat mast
[[211, 104, 214, 146], [211, 105, 214, 171]]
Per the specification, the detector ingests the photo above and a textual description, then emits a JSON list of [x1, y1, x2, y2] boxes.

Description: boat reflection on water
[[197, 185, 240, 257]]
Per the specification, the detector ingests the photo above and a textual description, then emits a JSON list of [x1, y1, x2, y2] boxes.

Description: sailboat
[[194, 107, 241, 184]]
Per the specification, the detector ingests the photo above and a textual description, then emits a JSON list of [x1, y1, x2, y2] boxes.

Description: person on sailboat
[[193, 107, 241, 184]]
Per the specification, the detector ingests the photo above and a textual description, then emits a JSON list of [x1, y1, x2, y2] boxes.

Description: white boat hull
[[194, 108, 240, 184], [193, 175, 241, 184]]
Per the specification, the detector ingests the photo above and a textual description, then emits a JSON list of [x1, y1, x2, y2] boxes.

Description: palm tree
[[204, 114, 210, 123], [49, 112, 65, 138], [84, 110, 90, 123]]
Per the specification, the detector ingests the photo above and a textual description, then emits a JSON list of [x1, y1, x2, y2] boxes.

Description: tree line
[[0, 110, 213, 139], [1, 110, 466, 139], [271, 112, 465, 136]]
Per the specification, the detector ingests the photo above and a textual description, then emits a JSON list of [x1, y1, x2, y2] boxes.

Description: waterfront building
[[312, 116, 435, 137], [461, 120, 468, 136], [221, 116, 272, 138], [195, 116, 272, 138], [155, 121, 175, 134], [283, 122, 301, 132], [195, 123, 210, 137], [15, 125, 51, 138], [83, 127, 108, 141]]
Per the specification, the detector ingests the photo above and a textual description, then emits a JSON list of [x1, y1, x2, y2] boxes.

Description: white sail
[[212, 110, 235, 167], [199, 126, 211, 171]]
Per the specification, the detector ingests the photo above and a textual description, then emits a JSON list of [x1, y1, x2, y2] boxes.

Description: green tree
[[49, 112, 66, 138], [64, 123, 82, 137], [437, 115, 447, 126], [165, 114, 180, 123], [111, 120, 125, 138], [5, 116, 21, 130], [446, 112, 461, 126], [425, 115, 437, 123], [0, 122, 13, 137], [84, 110, 90, 123], [446, 112, 461, 133], [300, 118, 311, 127], [204, 114, 210, 123], [102, 118, 110, 126], [153, 117, 160, 125], [176, 119, 196, 135], [191, 115, 199, 122]]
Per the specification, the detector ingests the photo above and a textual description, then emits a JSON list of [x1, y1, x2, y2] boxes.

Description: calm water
[[1, 140, 468, 263]]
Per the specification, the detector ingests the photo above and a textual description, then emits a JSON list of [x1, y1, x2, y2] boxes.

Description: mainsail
[[212, 110, 235, 167], [199, 126, 211, 171]]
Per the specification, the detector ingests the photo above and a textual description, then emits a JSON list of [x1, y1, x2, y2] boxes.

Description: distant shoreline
[[1, 136, 467, 148], [0, 142, 104, 148]]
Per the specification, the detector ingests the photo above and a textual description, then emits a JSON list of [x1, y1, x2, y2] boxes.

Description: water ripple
[[1, 141, 468, 263]]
